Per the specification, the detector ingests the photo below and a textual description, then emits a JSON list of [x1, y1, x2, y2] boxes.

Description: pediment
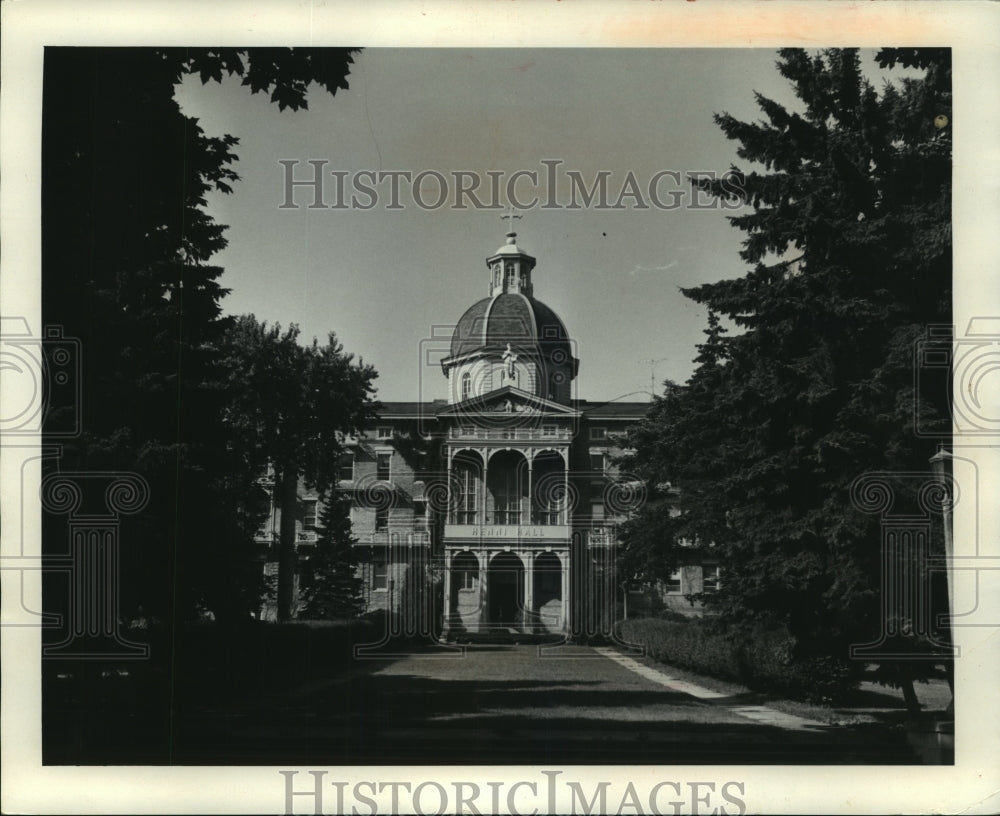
[[437, 385, 578, 417]]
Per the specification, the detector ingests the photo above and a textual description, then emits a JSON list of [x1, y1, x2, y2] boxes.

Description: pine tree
[[621, 49, 952, 689], [618, 312, 735, 584], [302, 493, 365, 620]]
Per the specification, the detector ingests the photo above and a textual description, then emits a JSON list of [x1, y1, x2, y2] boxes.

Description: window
[[505, 263, 515, 287], [702, 565, 720, 592], [542, 424, 556, 438], [461, 372, 471, 401], [590, 426, 607, 440], [454, 462, 479, 524], [666, 570, 682, 594], [491, 470, 521, 525], [590, 501, 605, 522], [376, 426, 392, 440], [376, 452, 391, 481], [460, 569, 476, 590], [337, 453, 354, 482], [372, 558, 387, 590], [302, 499, 318, 531], [375, 506, 389, 531], [590, 453, 606, 473]]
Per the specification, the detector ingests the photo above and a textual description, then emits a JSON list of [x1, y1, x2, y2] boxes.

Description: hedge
[[617, 617, 860, 704]]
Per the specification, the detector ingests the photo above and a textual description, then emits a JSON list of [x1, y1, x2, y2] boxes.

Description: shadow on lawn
[[167, 671, 922, 765], [42, 619, 405, 765], [44, 632, 927, 766]]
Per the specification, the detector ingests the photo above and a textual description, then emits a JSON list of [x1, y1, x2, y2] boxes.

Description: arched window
[[531, 451, 567, 525], [461, 372, 471, 401], [487, 451, 527, 525], [452, 456, 481, 524]]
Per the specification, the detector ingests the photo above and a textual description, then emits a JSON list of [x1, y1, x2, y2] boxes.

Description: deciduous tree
[[220, 315, 377, 621], [42, 47, 359, 625]]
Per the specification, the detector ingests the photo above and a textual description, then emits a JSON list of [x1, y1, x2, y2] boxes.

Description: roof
[[449, 293, 573, 360], [436, 385, 579, 417], [573, 400, 650, 419], [371, 401, 444, 419], [368, 399, 647, 422], [488, 232, 535, 259]]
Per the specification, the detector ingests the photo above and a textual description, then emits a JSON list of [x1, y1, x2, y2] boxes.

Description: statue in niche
[[502, 343, 518, 382]]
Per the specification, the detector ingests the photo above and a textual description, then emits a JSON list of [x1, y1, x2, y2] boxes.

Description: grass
[[611, 645, 953, 726]]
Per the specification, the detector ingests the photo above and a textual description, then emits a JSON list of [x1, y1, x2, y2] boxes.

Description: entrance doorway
[[534, 551, 563, 632], [487, 552, 524, 628]]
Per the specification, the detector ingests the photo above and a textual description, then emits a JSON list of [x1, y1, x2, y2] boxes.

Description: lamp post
[[928, 445, 954, 619], [928, 444, 956, 715]]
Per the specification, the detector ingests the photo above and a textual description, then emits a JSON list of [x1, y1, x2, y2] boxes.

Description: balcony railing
[[587, 526, 619, 546], [448, 427, 570, 441], [448, 508, 567, 526]]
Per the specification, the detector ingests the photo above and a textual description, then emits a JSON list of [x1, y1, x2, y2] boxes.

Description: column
[[559, 551, 569, 634], [562, 448, 570, 525], [477, 549, 488, 633], [446, 448, 453, 523], [525, 453, 533, 526], [442, 548, 452, 633], [523, 551, 534, 632], [482, 449, 490, 525]]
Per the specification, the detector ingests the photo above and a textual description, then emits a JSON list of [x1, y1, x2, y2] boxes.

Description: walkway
[[168, 643, 920, 764]]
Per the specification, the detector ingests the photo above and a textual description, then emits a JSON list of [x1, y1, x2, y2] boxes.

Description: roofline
[[436, 384, 581, 417], [366, 398, 647, 420]]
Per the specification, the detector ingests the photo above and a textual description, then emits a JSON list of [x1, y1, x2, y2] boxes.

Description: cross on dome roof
[[501, 207, 522, 237]]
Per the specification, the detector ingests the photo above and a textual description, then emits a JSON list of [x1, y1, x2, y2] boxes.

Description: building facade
[[258, 231, 717, 633]]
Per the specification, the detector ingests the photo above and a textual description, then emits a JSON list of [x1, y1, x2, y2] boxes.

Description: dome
[[492, 234, 530, 256], [449, 293, 572, 361]]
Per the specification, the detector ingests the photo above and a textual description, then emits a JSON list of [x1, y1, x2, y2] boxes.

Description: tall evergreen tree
[[301, 492, 365, 620], [621, 49, 951, 680], [618, 312, 734, 585]]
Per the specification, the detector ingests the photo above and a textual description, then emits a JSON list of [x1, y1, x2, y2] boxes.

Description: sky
[[176, 48, 900, 403]]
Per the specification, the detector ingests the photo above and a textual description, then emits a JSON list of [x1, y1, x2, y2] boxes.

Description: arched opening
[[531, 450, 568, 525], [505, 262, 516, 289], [488, 551, 524, 628], [486, 450, 528, 525], [450, 551, 482, 628], [534, 551, 564, 632], [451, 452, 482, 525]]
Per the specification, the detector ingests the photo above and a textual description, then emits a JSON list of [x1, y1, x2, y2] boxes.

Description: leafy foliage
[[618, 617, 861, 704], [620, 49, 952, 671], [220, 315, 378, 620], [220, 317, 378, 497], [42, 48, 359, 627]]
